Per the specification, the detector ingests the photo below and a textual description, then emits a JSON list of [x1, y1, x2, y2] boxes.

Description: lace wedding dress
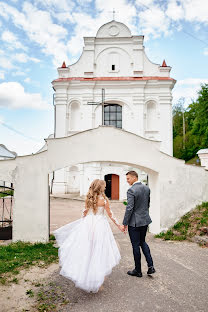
[[53, 195, 121, 293]]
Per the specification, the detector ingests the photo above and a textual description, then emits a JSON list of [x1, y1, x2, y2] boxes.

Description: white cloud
[[0, 2, 70, 66], [53, 12, 73, 23], [203, 48, 208, 56], [139, 5, 172, 38], [166, 0, 184, 21], [0, 49, 40, 72], [24, 77, 31, 83], [14, 53, 40, 63], [173, 77, 208, 106], [1, 30, 27, 51], [136, 0, 208, 39], [67, 0, 137, 58], [0, 82, 50, 110], [12, 70, 26, 76], [182, 0, 208, 25], [34, 0, 75, 11], [0, 72, 5, 80], [177, 78, 208, 86], [0, 55, 15, 69]]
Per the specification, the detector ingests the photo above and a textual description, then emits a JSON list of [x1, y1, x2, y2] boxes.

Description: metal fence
[[0, 182, 13, 240]]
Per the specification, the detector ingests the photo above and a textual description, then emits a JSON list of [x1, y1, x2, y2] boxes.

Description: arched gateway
[[0, 126, 208, 242]]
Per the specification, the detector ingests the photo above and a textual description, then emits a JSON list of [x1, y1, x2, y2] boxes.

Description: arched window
[[104, 104, 122, 128]]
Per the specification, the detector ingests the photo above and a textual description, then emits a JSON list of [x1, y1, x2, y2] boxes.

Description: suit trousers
[[128, 225, 153, 273]]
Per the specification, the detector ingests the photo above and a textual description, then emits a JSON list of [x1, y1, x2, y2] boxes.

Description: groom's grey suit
[[123, 182, 152, 227], [123, 181, 154, 274]]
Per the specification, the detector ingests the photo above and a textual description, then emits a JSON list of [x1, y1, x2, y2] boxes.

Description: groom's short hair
[[126, 171, 138, 178]]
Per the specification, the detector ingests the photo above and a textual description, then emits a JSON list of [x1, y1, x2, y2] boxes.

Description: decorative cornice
[[52, 76, 176, 83]]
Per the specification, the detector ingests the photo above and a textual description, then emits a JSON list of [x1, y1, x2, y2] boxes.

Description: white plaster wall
[[95, 47, 133, 77], [159, 159, 208, 231], [1, 127, 208, 242], [159, 103, 173, 155], [67, 166, 80, 193], [143, 53, 161, 76]]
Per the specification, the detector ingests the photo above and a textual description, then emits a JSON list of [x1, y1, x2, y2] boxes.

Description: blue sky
[[0, 0, 208, 155]]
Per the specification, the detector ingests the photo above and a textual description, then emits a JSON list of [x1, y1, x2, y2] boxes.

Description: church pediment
[[96, 21, 132, 38]]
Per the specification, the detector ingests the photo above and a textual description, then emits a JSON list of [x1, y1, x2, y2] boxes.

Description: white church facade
[[51, 20, 176, 200]]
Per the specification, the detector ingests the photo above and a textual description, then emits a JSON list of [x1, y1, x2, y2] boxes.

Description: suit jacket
[[122, 182, 152, 227]]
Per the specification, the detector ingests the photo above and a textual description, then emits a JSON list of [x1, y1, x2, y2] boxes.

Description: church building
[[51, 20, 176, 200]]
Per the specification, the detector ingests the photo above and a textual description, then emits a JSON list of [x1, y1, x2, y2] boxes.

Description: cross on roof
[[109, 8, 118, 20]]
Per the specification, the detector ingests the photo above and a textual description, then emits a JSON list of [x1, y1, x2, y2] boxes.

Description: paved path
[[50, 198, 208, 312]]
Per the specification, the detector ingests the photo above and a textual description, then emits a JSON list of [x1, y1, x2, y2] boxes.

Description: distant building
[[0, 144, 17, 186], [0, 144, 17, 160]]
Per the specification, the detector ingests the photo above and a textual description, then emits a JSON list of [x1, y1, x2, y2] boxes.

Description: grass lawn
[[185, 156, 201, 166], [0, 235, 58, 285], [0, 190, 14, 197], [155, 202, 208, 244]]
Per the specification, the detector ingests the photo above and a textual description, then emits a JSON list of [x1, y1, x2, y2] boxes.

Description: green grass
[[0, 190, 14, 197], [185, 156, 201, 166], [155, 202, 208, 244], [0, 239, 58, 284], [35, 283, 70, 312]]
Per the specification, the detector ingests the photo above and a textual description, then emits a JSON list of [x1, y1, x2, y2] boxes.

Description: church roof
[[96, 20, 132, 38]]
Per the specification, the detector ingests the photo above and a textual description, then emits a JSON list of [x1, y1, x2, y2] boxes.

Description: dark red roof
[[162, 60, 167, 67], [61, 61, 66, 68]]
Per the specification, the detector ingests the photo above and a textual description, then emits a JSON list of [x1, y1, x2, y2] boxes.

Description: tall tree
[[172, 84, 208, 161]]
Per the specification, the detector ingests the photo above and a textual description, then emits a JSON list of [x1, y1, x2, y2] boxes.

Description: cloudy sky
[[0, 0, 208, 155]]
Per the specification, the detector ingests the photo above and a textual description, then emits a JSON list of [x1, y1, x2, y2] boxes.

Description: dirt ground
[[1, 197, 208, 312]]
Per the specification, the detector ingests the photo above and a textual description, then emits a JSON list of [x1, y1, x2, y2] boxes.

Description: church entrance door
[[104, 174, 119, 200]]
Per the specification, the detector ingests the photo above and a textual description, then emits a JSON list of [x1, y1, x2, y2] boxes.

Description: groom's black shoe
[[127, 269, 142, 277], [147, 266, 156, 275]]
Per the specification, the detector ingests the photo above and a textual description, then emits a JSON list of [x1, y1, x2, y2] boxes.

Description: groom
[[121, 171, 155, 277]]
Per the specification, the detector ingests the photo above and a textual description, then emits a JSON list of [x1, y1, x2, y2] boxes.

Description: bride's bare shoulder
[[97, 194, 106, 206]]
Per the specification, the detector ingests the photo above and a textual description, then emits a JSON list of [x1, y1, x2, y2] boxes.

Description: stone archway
[[0, 126, 208, 242]]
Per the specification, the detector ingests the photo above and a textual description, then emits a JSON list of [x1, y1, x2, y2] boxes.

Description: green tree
[[191, 84, 208, 147], [172, 84, 208, 161]]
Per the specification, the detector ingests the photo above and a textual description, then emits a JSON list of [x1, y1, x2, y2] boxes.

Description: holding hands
[[118, 224, 128, 234]]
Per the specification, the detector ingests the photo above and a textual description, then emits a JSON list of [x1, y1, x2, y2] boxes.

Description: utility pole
[[182, 110, 185, 150]]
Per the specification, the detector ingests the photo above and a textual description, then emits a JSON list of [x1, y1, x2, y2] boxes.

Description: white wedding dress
[[53, 195, 121, 293]]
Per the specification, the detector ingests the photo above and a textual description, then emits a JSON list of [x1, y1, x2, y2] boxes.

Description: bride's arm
[[104, 199, 120, 227]]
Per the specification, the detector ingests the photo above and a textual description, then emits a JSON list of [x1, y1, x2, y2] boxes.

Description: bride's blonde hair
[[85, 179, 107, 215]]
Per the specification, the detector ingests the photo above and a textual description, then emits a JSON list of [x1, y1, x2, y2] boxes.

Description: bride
[[53, 179, 123, 293]]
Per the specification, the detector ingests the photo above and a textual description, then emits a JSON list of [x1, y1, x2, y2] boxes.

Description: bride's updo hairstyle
[[85, 179, 107, 215]]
